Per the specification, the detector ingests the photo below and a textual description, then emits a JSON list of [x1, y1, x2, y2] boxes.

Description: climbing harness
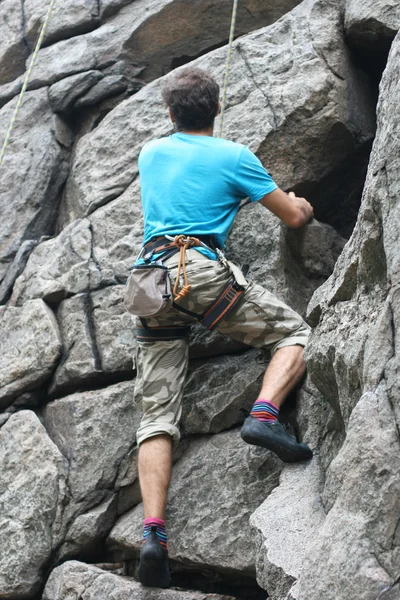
[[127, 234, 246, 340], [218, 0, 239, 138], [0, 0, 57, 169]]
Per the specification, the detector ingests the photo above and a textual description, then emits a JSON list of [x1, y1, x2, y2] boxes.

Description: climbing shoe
[[137, 528, 171, 588], [241, 415, 313, 463]]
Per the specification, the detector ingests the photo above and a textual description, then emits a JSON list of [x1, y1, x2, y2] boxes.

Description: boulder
[[50, 293, 101, 396], [297, 388, 400, 600], [345, 0, 400, 50], [91, 285, 137, 374], [22, 0, 303, 94], [301, 32, 400, 600], [64, 0, 376, 228], [48, 70, 104, 113], [0, 299, 61, 409], [0, 0, 26, 85], [43, 381, 140, 506], [43, 381, 141, 556], [24, 0, 99, 46], [108, 429, 282, 574], [0, 89, 70, 282], [250, 459, 325, 600], [0, 411, 66, 598], [10, 219, 101, 305], [181, 350, 268, 435], [42, 561, 236, 600]]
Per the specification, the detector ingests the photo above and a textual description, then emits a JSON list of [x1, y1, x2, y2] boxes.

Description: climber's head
[[162, 67, 220, 133]]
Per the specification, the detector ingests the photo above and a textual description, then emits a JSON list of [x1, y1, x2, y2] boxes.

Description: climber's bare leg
[[258, 345, 306, 408], [138, 434, 172, 519]]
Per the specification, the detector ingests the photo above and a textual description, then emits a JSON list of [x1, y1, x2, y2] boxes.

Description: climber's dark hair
[[161, 67, 220, 131]]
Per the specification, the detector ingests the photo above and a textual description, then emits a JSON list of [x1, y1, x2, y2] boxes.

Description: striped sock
[[143, 517, 167, 550], [250, 399, 279, 423]]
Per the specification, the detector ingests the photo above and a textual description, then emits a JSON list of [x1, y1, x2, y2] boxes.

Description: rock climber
[[132, 67, 314, 588]]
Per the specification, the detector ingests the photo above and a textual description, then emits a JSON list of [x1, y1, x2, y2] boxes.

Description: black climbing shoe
[[241, 415, 313, 463], [137, 528, 171, 588]]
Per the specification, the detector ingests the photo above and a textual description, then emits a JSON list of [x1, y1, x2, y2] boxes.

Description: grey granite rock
[[91, 285, 136, 374], [0, 299, 61, 408], [48, 70, 104, 113], [43, 381, 141, 558], [10, 219, 101, 305], [0, 0, 26, 85], [250, 459, 325, 600], [22, 0, 302, 95], [182, 350, 268, 435], [297, 388, 400, 600], [0, 239, 39, 304], [50, 293, 100, 396], [64, 0, 376, 223], [0, 411, 66, 598], [0, 89, 70, 277], [42, 561, 236, 600], [300, 32, 400, 600], [74, 75, 128, 108], [345, 0, 400, 49], [44, 381, 140, 506], [108, 429, 282, 574], [24, 0, 100, 46]]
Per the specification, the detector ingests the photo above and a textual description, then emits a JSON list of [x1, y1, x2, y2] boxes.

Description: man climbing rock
[[131, 67, 314, 588]]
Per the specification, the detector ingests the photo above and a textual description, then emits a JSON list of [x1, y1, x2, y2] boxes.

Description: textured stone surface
[[297, 389, 400, 600], [0, 299, 61, 408], [0, 411, 66, 598], [50, 293, 100, 396], [226, 208, 345, 317], [108, 429, 282, 574], [21, 0, 303, 95], [0, 89, 70, 281], [0, 0, 25, 85], [182, 350, 268, 435], [43, 561, 236, 600], [44, 381, 140, 505], [24, 0, 100, 46], [11, 219, 100, 305], [345, 0, 400, 47], [0, 239, 39, 305], [48, 70, 104, 113], [64, 0, 376, 226], [250, 459, 325, 600], [91, 285, 136, 374], [301, 32, 400, 600]]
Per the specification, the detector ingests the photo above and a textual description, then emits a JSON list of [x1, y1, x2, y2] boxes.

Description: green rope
[[0, 0, 57, 169], [218, 0, 239, 138]]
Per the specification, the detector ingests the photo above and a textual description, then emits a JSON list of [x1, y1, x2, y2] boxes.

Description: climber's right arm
[[259, 188, 314, 228]]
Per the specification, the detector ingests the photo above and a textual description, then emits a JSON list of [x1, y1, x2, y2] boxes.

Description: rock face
[[0, 89, 70, 285], [0, 411, 66, 598], [108, 429, 282, 574], [0, 0, 399, 598], [0, 300, 61, 408], [302, 30, 400, 600], [42, 561, 236, 600]]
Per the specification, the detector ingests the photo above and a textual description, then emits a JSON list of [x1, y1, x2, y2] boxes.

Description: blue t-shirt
[[138, 132, 277, 257]]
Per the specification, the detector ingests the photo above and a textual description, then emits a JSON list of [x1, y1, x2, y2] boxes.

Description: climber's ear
[[168, 107, 176, 123], [216, 100, 221, 116]]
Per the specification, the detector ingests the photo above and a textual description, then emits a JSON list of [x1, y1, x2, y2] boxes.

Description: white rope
[[218, 0, 239, 138], [0, 0, 57, 169]]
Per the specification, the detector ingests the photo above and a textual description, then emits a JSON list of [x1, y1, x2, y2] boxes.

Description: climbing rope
[[172, 235, 202, 301], [218, 0, 239, 138], [0, 0, 57, 170]]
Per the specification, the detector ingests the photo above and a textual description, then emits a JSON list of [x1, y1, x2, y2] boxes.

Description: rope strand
[[218, 0, 239, 138], [0, 0, 57, 169]]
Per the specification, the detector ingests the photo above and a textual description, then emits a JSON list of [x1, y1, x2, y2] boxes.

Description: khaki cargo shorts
[[134, 249, 310, 446]]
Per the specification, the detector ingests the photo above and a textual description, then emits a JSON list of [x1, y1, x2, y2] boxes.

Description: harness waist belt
[[142, 235, 218, 261], [137, 325, 191, 342]]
